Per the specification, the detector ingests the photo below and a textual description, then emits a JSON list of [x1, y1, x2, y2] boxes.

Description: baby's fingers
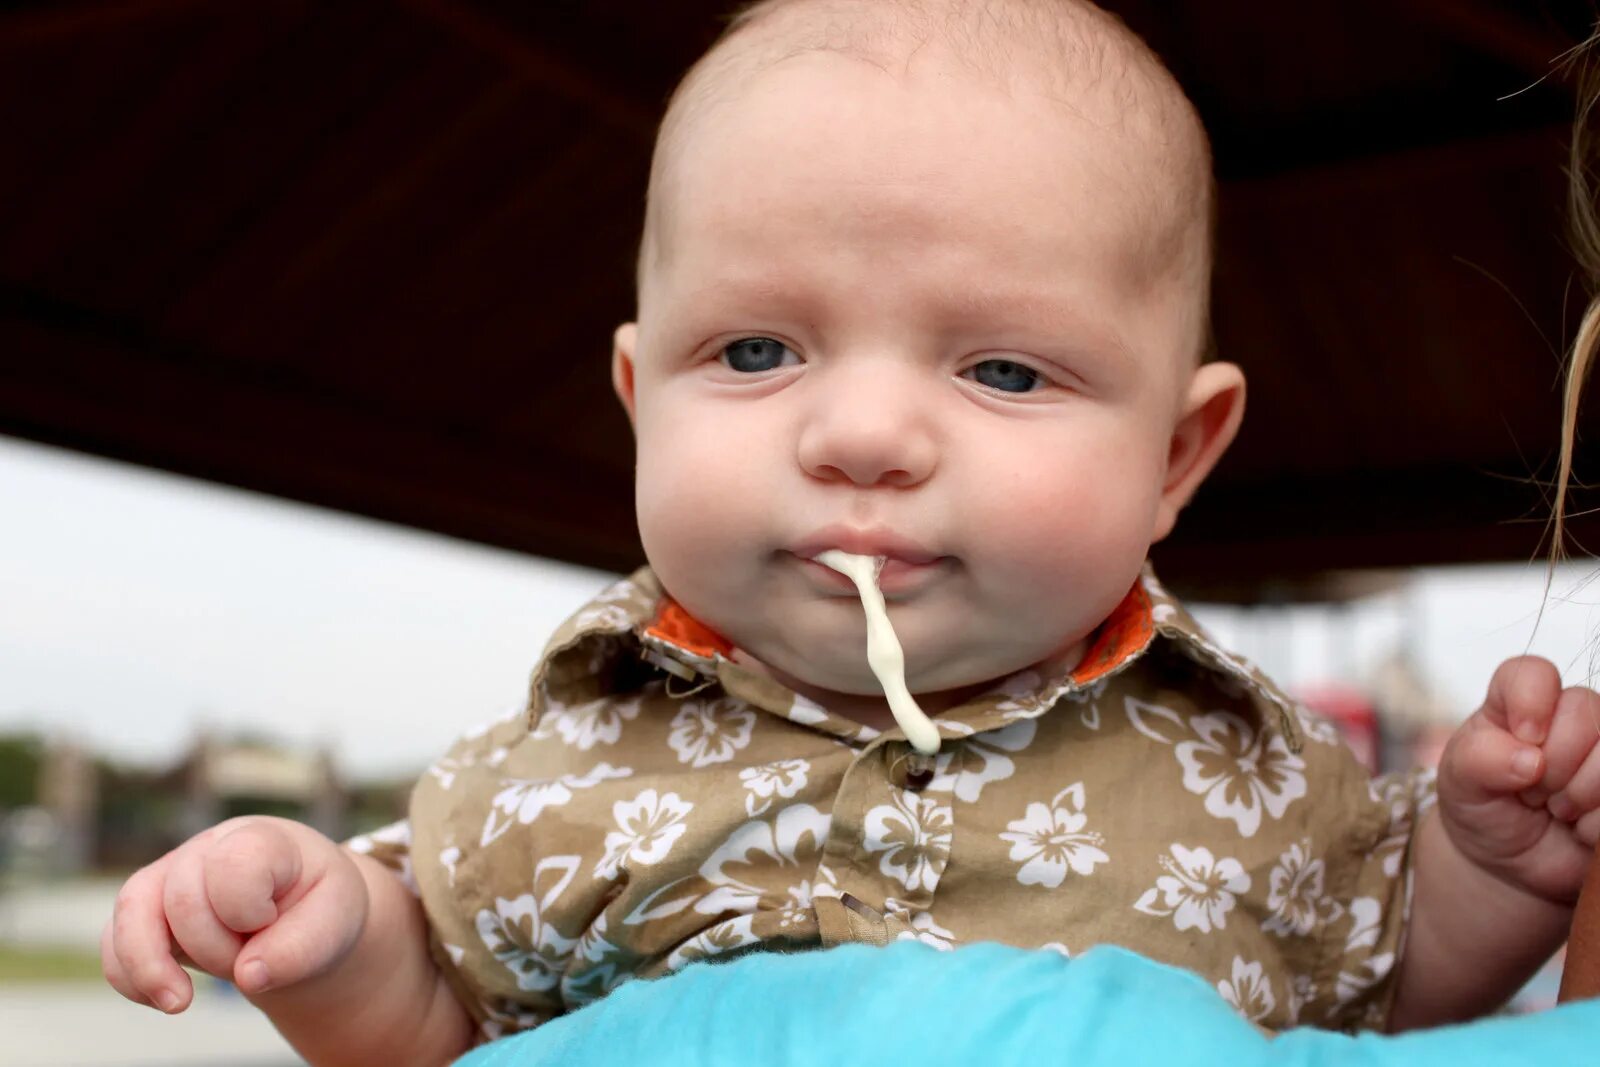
[[1445, 718, 1545, 801], [1576, 807, 1600, 848], [100, 918, 150, 1008], [231, 844, 367, 994], [107, 862, 192, 1013], [1545, 706, 1600, 823], [202, 819, 307, 935], [163, 841, 244, 979], [1477, 656, 1562, 745]]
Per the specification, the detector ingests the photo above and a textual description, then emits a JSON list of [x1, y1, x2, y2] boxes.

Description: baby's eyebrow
[[670, 273, 1136, 365], [670, 273, 801, 319], [942, 286, 1134, 360]]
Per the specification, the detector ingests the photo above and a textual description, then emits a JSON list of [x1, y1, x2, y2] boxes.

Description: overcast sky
[[5, 434, 1600, 779]]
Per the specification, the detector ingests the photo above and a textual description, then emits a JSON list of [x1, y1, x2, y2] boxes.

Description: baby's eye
[[721, 337, 799, 373], [964, 359, 1042, 393]]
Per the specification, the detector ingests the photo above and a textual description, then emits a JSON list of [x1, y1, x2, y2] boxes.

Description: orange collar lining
[[1069, 581, 1154, 685], [644, 598, 734, 660], [644, 580, 1153, 683]]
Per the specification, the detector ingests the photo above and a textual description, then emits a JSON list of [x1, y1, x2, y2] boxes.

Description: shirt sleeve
[[1307, 738, 1438, 1032], [345, 819, 417, 894], [348, 816, 538, 1040], [405, 710, 568, 1045]]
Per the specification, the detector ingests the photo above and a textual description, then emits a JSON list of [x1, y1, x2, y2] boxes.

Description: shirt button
[[889, 748, 936, 791]]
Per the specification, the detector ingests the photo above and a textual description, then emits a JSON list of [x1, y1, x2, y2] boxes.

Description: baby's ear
[[1152, 362, 1246, 542], [612, 323, 640, 427]]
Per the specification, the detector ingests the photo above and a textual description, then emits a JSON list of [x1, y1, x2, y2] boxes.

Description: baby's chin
[[743, 631, 1036, 701]]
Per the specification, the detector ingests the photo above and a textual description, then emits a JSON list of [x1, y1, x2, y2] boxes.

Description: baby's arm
[[1389, 657, 1598, 1029], [1389, 807, 1572, 1027], [102, 816, 474, 1066]]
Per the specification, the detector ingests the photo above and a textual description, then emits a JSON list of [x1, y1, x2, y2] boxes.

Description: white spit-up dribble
[[815, 550, 941, 756]]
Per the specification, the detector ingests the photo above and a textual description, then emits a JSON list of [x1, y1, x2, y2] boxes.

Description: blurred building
[[3, 731, 409, 874]]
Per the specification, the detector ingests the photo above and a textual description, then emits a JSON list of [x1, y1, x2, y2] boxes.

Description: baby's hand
[[101, 816, 368, 1013], [1437, 655, 1600, 903]]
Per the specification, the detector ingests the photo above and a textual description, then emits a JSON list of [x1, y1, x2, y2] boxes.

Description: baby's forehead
[[689, 1, 1200, 163], [644, 0, 1213, 302]]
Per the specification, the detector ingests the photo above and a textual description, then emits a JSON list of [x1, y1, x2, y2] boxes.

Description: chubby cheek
[[961, 432, 1165, 630], [631, 393, 786, 610]]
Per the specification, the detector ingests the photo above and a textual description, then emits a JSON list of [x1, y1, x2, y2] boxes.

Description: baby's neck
[[728, 637, 1089, 733]]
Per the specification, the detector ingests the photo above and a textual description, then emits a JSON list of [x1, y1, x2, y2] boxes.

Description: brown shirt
[[352, 566, 1432, 1041]]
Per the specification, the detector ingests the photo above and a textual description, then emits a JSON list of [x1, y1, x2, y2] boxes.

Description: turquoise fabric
[[453, 942, 1600, 1067]]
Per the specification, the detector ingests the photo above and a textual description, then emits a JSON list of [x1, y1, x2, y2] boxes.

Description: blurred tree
[[0, 733, 43, 809]]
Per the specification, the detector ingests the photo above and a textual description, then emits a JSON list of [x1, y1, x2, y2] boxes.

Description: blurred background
[[5, 0, 1600, 1063]]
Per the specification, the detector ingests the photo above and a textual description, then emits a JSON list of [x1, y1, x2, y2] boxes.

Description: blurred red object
[[1296, 686, 1378, 772]]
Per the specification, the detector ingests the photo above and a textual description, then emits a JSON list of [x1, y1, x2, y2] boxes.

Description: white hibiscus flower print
[[891, 906, 957, 951], [1263, 838, 1342, 937], [439, 846, 461, 887], [475, 855, 580, 992], [346, 819, 410, 853], [1126, 698, 1307, 837], [810, 862, 844, 903], [1217, 957, 1276, 1023], [426, 756, 464, 791], [571, 602, 633, 633], [775, 876, 832, 929], [1293, 703, 1344, 747], [1286, 973, 1317, 1027], [928, 718, 1037, 803], [1335, 952, 1395, 1007], [786, 693, 829, 726], [666, 915, 760, 971], [987, 669, 1047, 718], [592, 576, 641, 604], [561, 912, 634, 1010], [1133, 843, 1251, 934], [696, 803, 832, 918], [1070, 684, 1105, 731], [536, 696, 642, 750], [1000, 782, 1109, 888], [1344, 896, 1382, 953], [595, 789, 694, 879], [668, 697, 757, 768], [740, 759, 811, 816], [1369, 768, 1433, 879], [864, 792, 954, 893], [480, 763, 633, 847], [346, 821, 416, 892]]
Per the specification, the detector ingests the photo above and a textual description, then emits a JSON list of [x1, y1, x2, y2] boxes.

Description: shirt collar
[[530, 565, 1300, 749]]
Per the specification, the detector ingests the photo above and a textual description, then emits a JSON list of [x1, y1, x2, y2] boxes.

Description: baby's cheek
[[971, 465, 1157, 609], [633, 428, 778, 593]]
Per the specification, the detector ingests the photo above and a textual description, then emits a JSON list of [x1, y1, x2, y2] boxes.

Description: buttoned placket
[[812, 731, 960, 948]]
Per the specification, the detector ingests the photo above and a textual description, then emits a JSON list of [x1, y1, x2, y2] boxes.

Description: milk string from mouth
[[814, 550, 942, 756]]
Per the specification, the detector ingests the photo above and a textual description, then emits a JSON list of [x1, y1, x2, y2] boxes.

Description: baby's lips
[[790, 524, 939, 565]]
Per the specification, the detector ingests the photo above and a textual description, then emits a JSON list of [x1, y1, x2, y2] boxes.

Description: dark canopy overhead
[[4, 0, 1600, 599]]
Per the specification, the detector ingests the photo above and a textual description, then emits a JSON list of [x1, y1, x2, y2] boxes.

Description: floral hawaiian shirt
[[351, 566, 1434, 1041]]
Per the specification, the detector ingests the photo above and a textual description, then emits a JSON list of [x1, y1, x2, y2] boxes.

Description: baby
[[102, 1, 1600, 1061]]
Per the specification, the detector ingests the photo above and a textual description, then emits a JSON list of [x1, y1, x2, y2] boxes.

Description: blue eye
[[966, 359, 1042, 393], [721, 337, 797, 373]]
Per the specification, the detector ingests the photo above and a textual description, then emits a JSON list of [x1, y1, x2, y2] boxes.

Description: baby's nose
[[795, 365, 937, 488]]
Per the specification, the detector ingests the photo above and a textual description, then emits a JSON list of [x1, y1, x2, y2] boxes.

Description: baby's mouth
[[787, 525, 949, 597], [791, 552, 948, 597]]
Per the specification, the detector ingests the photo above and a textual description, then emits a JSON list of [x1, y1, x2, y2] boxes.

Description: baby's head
[[611, 0, 1246, 702]]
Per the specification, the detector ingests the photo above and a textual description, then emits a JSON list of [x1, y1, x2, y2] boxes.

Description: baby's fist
[[101, 816, 368, 1013], [1438, 655, 1600, 903]]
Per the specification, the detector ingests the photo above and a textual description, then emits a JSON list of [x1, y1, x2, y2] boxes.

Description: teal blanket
[[454, 942, 1598, 1066]]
